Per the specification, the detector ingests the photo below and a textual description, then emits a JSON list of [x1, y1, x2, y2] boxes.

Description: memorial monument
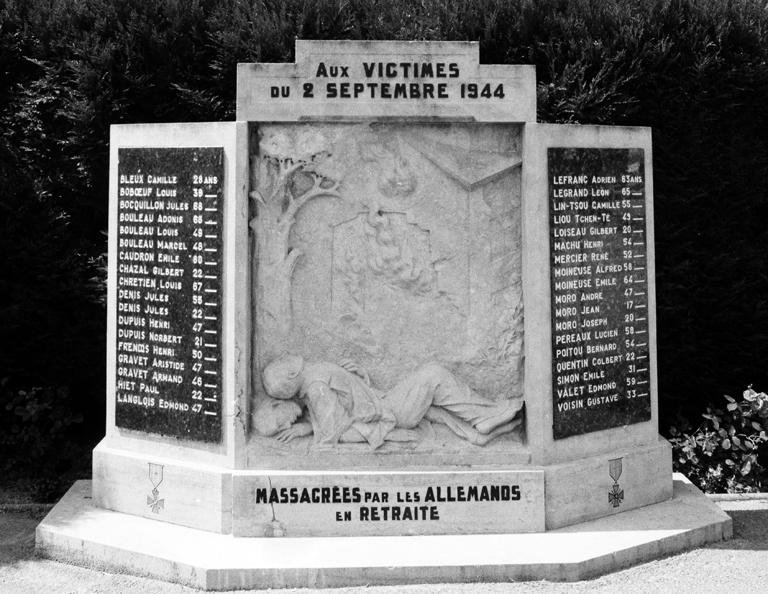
[[37, 41, 731, 589]]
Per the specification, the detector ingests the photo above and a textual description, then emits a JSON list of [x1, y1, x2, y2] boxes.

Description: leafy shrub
[[0, 381, 82, 462], [0, 379, 88, 500], [670, 387, 768, 493]]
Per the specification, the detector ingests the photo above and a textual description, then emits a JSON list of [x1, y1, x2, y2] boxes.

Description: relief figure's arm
[[306, 380, 353, 444], [338, 359, 371, 386], [274, 421, 313, 443]]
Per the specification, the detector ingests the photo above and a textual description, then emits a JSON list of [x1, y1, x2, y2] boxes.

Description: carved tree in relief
[[250, 132, 342, 369]]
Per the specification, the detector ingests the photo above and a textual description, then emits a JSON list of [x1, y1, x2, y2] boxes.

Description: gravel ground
[[1, 499, 767, 594]]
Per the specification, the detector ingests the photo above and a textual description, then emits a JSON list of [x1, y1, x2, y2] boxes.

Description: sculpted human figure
[[254, 353, 523, 449]]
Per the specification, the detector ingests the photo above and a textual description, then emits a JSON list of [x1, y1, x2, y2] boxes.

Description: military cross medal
[[147, 463, 165, 513], [608, 457, 624, 508]]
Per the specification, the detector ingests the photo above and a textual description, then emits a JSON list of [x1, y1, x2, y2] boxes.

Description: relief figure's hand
[[275, 421, 312, 442], [338, 359, 371, 386]]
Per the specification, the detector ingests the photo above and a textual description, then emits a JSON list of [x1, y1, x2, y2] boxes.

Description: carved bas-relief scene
[[248, 123, 525, 465]]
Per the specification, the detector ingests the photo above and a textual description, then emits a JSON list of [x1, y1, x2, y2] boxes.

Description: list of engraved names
[[548, 148, 652, 439], [115, 147, 223, 442]]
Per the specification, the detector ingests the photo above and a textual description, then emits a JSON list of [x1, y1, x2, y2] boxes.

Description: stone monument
[[37, 41, 731, 589]]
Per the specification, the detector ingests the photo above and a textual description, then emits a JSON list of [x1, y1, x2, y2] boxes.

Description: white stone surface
[[521, 123, 658, 466], [544, 438, 672, 529], [93, 445, 233, 534], [37, 476, 731, 590], [89, 440, 670, 535], [237, 40, 536, 122], [106, 122, 250, 468], [232, 469, 545, 537], [248, 122, 527, 469]]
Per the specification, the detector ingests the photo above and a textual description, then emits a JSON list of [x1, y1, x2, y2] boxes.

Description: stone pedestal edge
[[91, 440, 671, 535], [544, 438, 673, 529], [36, 476, 730, 590]]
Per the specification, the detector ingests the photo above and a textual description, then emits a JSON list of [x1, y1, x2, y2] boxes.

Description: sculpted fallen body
[[254, 354, 523, 449]]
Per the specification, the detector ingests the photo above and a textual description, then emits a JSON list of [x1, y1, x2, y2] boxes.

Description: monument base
[[37, 476, 730, 591], [92, 438, 673, 536]]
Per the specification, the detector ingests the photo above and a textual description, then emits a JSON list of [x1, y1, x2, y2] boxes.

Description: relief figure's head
[[253, 398, 302, 437], [262, 353, 305, 400]]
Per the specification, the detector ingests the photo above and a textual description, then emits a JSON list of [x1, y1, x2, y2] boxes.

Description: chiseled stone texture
[[248, 122, 526, 466]]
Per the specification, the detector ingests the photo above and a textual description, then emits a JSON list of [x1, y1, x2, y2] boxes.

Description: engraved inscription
[[548, 148, 651, 439], [115, 147, 223, 442]]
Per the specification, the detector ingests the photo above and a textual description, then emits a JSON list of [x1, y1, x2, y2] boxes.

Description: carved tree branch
[[249, 189, 266, 207], [267, 159, 304, 204], [284, 248, 303, 277], [283, 174, 341, 224], [251, 151, 342, 373], [281, 159, 305, 182]]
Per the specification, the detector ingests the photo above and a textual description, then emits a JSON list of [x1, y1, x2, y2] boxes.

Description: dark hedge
[[1, 0, 766, 482]]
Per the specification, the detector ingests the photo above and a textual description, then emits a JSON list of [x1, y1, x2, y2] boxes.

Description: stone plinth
[[37, 476, 731, 590]]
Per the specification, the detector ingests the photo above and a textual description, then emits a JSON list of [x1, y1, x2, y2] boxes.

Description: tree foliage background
[[1, 0, 767, 493]]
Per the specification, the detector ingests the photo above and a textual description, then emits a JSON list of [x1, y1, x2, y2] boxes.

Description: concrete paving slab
[[34, 474, 730, 590]]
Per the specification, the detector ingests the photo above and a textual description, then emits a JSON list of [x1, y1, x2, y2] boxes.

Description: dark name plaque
[[548, 148, 651, 439], [115, 147, 223, 442]]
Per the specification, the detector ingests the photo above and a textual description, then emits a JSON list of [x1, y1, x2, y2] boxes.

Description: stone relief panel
[[249, 123, 523, 454], [330, 208, 467, 382]]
